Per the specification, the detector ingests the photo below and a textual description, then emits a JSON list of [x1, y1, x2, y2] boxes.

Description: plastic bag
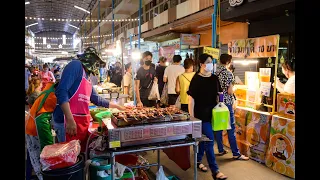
[[148, 81, 160, 100], [156, 166, 169, 180], [40, 140, 81, 171], [175, 96, 181, 109], [211, 102, 231, 131], [160, 83, 168, 105]]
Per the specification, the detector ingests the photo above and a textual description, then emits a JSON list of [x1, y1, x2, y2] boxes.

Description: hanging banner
[[228, 35, 279, 58], [180, 34, 200, 46], [204, 47, 220, 60], [159, 46, 176, 62]]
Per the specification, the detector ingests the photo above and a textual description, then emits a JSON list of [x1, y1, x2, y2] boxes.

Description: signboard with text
[[228, 35, 279, 58], [180, 34, 200, 46], [159, 46, 176, 62], [204, 47, 220, 60]]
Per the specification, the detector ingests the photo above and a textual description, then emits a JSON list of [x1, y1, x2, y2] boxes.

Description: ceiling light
[[25, 2, 30, 5], [68, 24, 79, 29], [74, 5, 91, 14], [26, 22, 38, 28]]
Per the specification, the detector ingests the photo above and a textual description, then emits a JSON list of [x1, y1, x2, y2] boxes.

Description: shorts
[[168, 94, 179, 105], [181, 104, 189, 113]]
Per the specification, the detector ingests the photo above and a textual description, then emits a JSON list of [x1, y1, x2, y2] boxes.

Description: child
[[26, 77, 42, 108]]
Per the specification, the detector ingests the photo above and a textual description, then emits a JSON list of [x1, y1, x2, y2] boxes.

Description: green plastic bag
[[212, 102, 231, 131]]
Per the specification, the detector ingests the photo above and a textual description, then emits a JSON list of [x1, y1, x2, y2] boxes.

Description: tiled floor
[[142, 146, 292, 180]]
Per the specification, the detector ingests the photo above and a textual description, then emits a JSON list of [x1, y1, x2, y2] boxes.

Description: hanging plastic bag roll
[[212, 93, 231, 131]]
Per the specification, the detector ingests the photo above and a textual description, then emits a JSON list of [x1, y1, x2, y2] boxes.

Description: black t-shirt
[[156, 65, 166, 94], [135, 66, 156, 99], [187, 73, 222, 122]]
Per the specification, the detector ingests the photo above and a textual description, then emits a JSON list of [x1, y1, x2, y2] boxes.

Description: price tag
[[109, 141, 121, 148]]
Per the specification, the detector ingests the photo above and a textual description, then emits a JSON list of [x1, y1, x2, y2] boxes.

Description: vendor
[[274, 58, 295, 94], [53, 47, 125, 152]]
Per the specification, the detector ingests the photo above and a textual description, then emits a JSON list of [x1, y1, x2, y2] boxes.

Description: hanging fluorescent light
[[25, 23, 38, 28], [233, 60, 258, 66], [68, 24, 79, 29], [74, 5, 91, 14], [43, 37, 46, 45], [25, 2, 30, 5], [62, 35, 66, 44]]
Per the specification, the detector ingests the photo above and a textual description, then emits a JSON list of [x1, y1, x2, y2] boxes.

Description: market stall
[[221, 35, 295, 178]]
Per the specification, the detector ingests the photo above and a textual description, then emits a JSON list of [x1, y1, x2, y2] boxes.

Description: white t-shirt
[[284, 75, 295, 94], [123, 72, 133, 99], [164, 64, 185, 94]]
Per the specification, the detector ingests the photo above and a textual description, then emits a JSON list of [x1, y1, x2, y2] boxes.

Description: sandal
[[217, 149, 228, 156], [197, 163, 208, 172], [212, 171, 228, 180], [233, 154, 249, 161]]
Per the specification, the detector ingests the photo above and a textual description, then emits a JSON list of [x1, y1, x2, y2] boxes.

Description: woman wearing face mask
[[274, 58, 295, 94], [187, 53, 227, 180], [39, 64, 55, 91]]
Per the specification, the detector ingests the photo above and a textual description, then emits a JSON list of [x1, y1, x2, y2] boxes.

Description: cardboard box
[[265, 115, 295, 178], [277, 93, 295, 119]]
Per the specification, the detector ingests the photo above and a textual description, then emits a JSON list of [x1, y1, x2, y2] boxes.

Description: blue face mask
[[205, 63, 213, 73]]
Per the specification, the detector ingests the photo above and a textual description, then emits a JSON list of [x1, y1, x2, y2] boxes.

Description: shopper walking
[[110, 61, 123, 87], [187, 53, 227, 180], [53, 47, 125, 151], [39, 63, 55, 91], [25, 65, 31, 105], [163, 55, 185, 107], [156, 56, 167, 97], [175, 58, 195, 112], [26, 77, 42, 108], [123, 62, 134, 101], [135, 51, 158, 107], [214, 54, 249, 160], [274, 58, 295, 94]]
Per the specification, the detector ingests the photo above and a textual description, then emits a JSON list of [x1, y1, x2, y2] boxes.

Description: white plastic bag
[[160, 83, 168, 105], [175, 96, 181, 109], [148, 81, 160, 100], [156, 166, 169, 180]]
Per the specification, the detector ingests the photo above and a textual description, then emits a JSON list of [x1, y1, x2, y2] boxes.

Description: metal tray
[[111, 113, 190, 127]]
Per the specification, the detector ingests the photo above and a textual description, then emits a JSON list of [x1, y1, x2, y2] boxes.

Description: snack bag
[[40, 140, 81, 171]]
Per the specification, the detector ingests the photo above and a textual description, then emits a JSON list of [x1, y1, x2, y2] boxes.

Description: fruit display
[[246, 111, 272, 163], [277, 93, 295, 119], [112, 107, 189, 127], [265, 115, 295, 178]]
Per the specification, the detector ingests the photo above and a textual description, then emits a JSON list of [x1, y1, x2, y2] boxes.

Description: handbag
[[175, 96, 181, 109]]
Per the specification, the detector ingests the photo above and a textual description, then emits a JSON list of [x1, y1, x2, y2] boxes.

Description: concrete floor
[[142, 146, 292, 180]]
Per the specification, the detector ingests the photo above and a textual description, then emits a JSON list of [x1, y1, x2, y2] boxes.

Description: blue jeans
[[197, 121, 219, 173], [53, 121, 66, 143], [215, 104, 241, 156]]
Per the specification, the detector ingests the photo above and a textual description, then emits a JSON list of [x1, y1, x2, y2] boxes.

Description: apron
[[66, 69, 92, 152], [41, 71, 51, 91]]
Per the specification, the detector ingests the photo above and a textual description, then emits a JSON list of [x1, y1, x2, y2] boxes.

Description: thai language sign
[[180, 34, 200, 46], [228, 35, 279, 58], [204, 47, 220, 60]]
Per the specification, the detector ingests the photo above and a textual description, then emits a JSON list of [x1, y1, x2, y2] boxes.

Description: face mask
[[204, 63, 213, 73], [145, 60, 152, 66]]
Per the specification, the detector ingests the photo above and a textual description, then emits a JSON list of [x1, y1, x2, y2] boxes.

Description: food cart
[[221, 34, 295, 178]]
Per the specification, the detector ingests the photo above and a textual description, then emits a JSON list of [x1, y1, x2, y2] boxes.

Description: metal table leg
[[193, 143, 198, 180], [111, 152, 115, 180], [157, 149, 160, 170]]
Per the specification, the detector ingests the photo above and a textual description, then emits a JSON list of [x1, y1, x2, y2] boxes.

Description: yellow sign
[[204, 47, 220, 59], [228, 35, 279, 58], [109, 141, 121, 148]]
